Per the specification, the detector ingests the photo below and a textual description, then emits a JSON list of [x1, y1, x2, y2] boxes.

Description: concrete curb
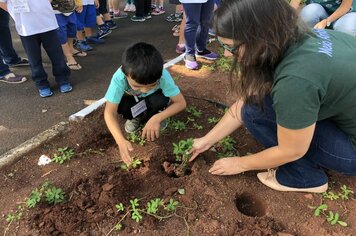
[[0, 55, 185, 169], [0, 122, 69, 168]]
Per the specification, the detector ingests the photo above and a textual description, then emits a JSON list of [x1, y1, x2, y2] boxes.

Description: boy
[[0, 0, 72, 97], [104, 42, 186, 165]]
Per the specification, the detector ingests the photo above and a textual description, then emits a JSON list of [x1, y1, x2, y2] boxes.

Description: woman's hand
[[209, 157, 246, 175], [189, 137, 213, 162], [142, 115, 161, 141], [314, 19, 328, 29], [118, 140, 134, 165]]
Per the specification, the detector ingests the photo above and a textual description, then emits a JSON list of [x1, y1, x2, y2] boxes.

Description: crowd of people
[[1, 0, 356, 194]]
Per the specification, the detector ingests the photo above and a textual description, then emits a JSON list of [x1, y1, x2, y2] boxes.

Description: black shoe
[[6, 58, 29, 67]]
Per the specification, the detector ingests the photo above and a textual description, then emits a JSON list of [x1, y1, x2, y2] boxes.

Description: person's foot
[[144, 13, 152, 19], [39, 87, 53, 98], [124, 3, 130, 11], [74, 40, 93, 52], [66, 62, 82, 70], [125, 118, 142, 133], [0, 72, 27, 84], [196, 49, 218, 60], [113, 11, 128, 19], [109, 10, 114, 18], [97, 25, 112, 39], [72, 50, 87, 57], [129, 3, 136, 12], [5, 57, 30, 67], [151, 6, 165, 15], [208, 28, 216, 37], [59, 83, 73, 93], [184, 54, 199, 70], [105, 20, 118, 30], [176, 44, 185, 54], [166, 13, 182, 22], [257, 169, 328, 193], [131, 15, 146, 22], [86, 36, 105, 44]]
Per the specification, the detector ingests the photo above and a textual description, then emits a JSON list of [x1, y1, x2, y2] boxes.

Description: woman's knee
[[333, 13, 356, 37], [300, 3, 328, 27]]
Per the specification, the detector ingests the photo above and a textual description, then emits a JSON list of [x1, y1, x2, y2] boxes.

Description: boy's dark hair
[[122, 42, 164, 85]]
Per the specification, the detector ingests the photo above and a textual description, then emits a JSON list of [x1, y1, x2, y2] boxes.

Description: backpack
[[51, 0, 76, 13]]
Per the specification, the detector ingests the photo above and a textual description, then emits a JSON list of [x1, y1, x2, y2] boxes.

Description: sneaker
[[0, 72, 27, 84], [129, 3, 136, 12], [257, 169, 328, 193], [109, 11, 114, 18], [5, 57, 30, 67], [166, 13, 182, 22], [176, 44, 185, 54], [39, 87, 53, 98], [131, 15, 145, 22], [152, 7, 165, 15], [144, 13, 152, 19], [97, 25, 112, 39], [105, 20, 118, 30], [125, 118, 142, 133], [124, 3, 130, 11], [196, 49, 218, 60], [113, 11, 128, 19], [74, 40, 93, 52], [160, 119, 168, 131], [86, 36, 105, 44], [184, 54, 199, 70], [208, 28, 216, 37], [151, 4, 156, 9], [59, 83, 73, 93]]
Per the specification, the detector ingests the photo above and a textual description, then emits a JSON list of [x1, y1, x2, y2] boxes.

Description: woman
[[190, 0, 356, 193], [290, 0, 356, 36]]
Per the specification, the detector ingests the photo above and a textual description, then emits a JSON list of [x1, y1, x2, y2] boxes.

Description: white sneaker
[[129, 3, 136, 12], [124, 118, 141, 133], [257, 169, 328, 193], [124, 3, 130, 12]]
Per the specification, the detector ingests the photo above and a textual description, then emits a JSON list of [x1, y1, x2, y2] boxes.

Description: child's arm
[[142, 92, 186, 141], [0, 3, 8, 11], [104, 101, 134, 164], [75, 0, 83, 13], [289, 0, 301, 10]]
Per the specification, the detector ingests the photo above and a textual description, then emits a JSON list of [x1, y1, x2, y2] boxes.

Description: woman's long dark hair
[[213, 0, 308, 105]]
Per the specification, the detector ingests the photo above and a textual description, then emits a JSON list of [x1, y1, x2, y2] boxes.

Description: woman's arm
[[314, 0, 353, 28], [0, 3, 8, 11], [209, 123, 316, 175]]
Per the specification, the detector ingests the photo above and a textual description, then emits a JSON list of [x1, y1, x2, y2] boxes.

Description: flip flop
[[67, 62, 82, 70], [72, 51, 87, 57]]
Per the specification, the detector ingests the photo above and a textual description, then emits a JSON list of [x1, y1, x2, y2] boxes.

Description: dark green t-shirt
[[306, 0, 356, 14], [272, 29, 356, 150]]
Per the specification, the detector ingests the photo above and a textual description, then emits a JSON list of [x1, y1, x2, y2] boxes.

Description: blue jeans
[[241, 96, 356, 188], [20, 30, 70, 89], [301, 3, 356, 37], [182, 0, 214, 56], [0, 8, 21, 72]]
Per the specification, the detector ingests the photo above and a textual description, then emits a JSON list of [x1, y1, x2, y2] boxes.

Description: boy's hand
[[142, 115, 161, 141], [189, 137, 213, 162], [94, 0, 99, 8], [76, 5, 83, 13], [118, 140, 134, 165]]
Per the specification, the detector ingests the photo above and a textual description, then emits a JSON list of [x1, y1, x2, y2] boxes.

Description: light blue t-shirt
[[105, 67, 180, 104]]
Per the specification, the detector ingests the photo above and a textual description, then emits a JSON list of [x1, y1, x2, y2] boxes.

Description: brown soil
[[1, 49, 356, 236]]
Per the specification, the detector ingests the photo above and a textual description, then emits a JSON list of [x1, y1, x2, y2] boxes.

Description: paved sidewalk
[[0, 6, 180, 155]]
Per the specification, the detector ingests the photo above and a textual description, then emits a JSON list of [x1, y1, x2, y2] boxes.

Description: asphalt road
[[0, 5, 180, 155]]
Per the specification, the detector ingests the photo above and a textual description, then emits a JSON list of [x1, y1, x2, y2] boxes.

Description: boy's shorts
[[55, 13, 77, 44], [75, 5, 96, 30]]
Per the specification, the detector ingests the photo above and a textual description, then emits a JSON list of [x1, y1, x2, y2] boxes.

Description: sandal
[[173, 28, 180, 37], [72, 50, 87, 57], [171, 24, 179, 31], [67, 62, 82, 70]]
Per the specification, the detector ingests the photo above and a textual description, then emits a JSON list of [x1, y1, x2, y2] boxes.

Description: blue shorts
[[75, 5, 96, 30], [55, 13, 77, 44]]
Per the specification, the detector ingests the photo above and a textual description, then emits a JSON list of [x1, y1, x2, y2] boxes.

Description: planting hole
[[161, 161, 192, 178], [235, 192, 266, 217]]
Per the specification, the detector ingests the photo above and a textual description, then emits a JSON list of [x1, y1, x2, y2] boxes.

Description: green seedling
[[52, 147, 75, 164], [147, 198, 164, 214], [216, 136, 236, 158], [120, 157, 142, 171], [323, 191, 340, 201], [169, 119, 187, 131], [173, 138, 194, 167], [115, 203, 125, 212], [193, 123, 203, 130], [165, 198, 179, 211], [26, 189, 41, 208], [215, 55, 233, 72], [208, 117, 220, 124], [127, 132, 146, 146], [45, 187, 65, 205], [339, 185, 353, 200], [186, 106, 202, 118], [312, 204, 348, 227], [130, 198, 143, 222], [5, 211, 22, 223]]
